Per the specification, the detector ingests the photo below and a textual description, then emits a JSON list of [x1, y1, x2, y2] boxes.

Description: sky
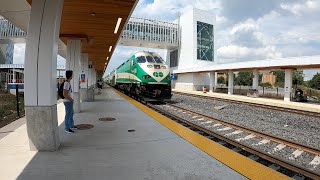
[[13, 0, 320, 80]]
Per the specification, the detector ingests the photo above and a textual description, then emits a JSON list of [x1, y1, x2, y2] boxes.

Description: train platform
[[173, 89, 320, 113], [0, 87, 290, 180]]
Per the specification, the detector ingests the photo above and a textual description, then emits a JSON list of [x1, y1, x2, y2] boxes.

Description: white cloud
[[13, 43, 65, 67], [280, 0, 320, 16], [217, 44, 282, 62], [13, 43, 25, 64], [230, 19, 258, 34]]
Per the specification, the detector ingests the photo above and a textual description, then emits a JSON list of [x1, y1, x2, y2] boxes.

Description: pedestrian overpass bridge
[[0, 16, 180, 50]]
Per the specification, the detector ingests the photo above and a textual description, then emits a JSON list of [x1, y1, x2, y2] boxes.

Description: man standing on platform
[[63, 70, 78, 133]]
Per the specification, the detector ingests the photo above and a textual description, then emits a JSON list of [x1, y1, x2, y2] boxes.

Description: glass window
[[197, 21, 214, 61], [146, 56, 155, 63], [153, 56, 163, 63], [137, 56, 146, 63], [170, 50, 178, 67]]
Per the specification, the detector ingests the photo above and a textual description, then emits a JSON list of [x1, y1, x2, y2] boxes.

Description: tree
[[217, 76, 225, 84], [293, 70, 304, 85], [234, 71, 253, 86], [270, 70, 304, 87], [259, 74, 263, 84], [270, 70, 285, 87], [259, 82, 272, 88], [309, 73, 320, 89]]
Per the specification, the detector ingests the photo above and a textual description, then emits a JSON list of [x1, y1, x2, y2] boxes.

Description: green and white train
[[106, 51, 172, 100]]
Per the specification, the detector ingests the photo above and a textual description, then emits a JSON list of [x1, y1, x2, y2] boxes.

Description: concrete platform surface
[[173, 89, 320, 113], [0, 87, 246, 180]]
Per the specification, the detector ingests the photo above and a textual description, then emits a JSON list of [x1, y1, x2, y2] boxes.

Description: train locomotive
[[106, 51, 172, 101]]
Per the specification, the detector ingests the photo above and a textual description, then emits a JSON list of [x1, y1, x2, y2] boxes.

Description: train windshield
[[153, 56, 164, 63], [137, 56, 146, 63], [145, 56, 155, 63]]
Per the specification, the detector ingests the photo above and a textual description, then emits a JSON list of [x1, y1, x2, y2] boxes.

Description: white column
[[66, 39, 81, 113], [12, 69, 16, 83], [284, 69, 293, 102], [80, 53, 89, 101], [24, 0, 64, 151], [88, 61, 92, 87], [93, 67, 97, 88], [214, 72, 218, 92], [252, 69, 259, 89], [209, 72, 215, 93], [228, 71, 234, 95]]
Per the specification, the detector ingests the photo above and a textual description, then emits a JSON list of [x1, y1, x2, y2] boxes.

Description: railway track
[[173, 91, 320, 118], [148, 102, 320, 180]]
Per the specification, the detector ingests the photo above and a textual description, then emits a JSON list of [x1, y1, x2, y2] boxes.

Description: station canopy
[[26, 0, 138, 74]]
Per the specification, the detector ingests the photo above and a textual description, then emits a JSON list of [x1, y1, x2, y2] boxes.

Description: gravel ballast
[[169, 94, 320, 149]]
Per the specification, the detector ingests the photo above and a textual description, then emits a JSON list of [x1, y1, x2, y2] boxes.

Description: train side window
[[137, 56, 146, 63]]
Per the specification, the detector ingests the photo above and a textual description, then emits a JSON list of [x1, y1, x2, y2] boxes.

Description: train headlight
[[161, 66, 166, 69], [147, 65, 153, 68]]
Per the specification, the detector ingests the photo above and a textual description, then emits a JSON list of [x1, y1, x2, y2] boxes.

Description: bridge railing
[[1, 16, 180, 47], [0, 16, 26, 38], [121, 17, 180, 46]]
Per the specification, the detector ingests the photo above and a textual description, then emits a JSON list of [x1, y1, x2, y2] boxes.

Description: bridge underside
[[118, 39, 179, 50]]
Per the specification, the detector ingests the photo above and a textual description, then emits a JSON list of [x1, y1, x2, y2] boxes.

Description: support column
[[214, 72, 218, 92], [88, 61, 92, 88], [66, 39, 81, 113], [93, 67, 97, 88], [284, 69, 293, 102], [209, 72, 215, 93], [80, 53, 89, 101], [12, 69, 16, 83], [252, 69, 259, 89], [24, 0, 64, 151], [228, 71, 234, 95]]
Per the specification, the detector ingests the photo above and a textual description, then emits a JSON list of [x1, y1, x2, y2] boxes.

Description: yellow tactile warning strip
[[113, 89, 291, 180], [174, 89, 320, 112]]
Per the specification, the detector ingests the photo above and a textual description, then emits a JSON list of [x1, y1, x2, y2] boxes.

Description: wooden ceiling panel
[[27, 0, 137, 74]]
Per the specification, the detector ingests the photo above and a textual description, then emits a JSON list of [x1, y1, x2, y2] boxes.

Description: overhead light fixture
[[114, 18, 122, 34], [105, 62, 108, 65], [90, 12, 96, 16], [109, 46, 112, 52], [106, 57, 109, 61]]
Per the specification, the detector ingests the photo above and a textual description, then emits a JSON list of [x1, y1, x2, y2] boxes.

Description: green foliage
[[217, 76, 225, 84], [270, 70, 285, 87], [293, 70, 304, 85], [270, 70, 304, 87], [258, 74, 263, 83], [309, 73, 320, 89], [234, 71, 253, 86], [259, 82, 272, 88]]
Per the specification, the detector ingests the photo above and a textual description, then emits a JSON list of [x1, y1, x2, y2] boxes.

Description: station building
[[167, 8, 216, 91]]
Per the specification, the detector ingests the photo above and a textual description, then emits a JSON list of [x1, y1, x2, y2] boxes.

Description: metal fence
[[0, 16, 26, 38], [121, 17, 180, 46]]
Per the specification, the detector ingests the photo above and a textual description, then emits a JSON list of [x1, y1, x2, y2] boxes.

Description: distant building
[[262, 72, 276, 86], [0, 44, 14, 64]]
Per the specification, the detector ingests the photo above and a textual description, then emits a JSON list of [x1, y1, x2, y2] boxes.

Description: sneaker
[[65, 129, 75, 134], [71, 126, 78, 130]]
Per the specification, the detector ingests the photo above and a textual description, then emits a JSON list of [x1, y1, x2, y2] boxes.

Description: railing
[[0, 64, 24, 69], [121, 17, 180, 46], [0, 16, 26, 38], [0, 16, 180, 48]]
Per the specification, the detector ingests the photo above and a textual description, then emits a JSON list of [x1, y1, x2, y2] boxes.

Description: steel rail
[[173, 91, 320, 118], [148, 103, 320, 180]]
